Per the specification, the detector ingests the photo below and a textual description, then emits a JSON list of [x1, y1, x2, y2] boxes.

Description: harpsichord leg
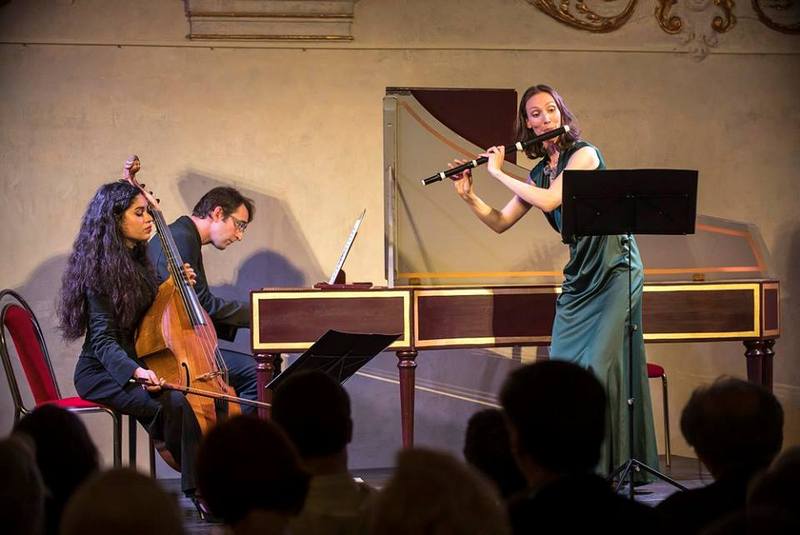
[[763, 339, 775, 391], [254, 352, 279, 419], [744, 340, 771, 391], [397, 349, 418, 448]]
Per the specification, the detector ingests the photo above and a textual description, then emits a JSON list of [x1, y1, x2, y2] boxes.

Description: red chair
[[1, 289, 141, 468], [647, 362, 672, 468]]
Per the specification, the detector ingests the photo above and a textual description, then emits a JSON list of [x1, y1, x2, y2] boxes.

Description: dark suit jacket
[[147, 215, 250, 341], [508, 474, 663, 535], [655, 470, 754, 534]]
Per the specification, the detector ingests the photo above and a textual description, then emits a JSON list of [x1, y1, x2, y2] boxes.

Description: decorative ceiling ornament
[[752, 0, 800, 33], [654, 0, 737, 60], [525, 0, 638, 33]]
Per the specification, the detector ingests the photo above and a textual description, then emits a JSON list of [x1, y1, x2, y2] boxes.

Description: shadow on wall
[[214, 250, 309, 353], [175, 171, 324, 353], [176, 171, 323, 287], [775, 219, 800, 385], [781, 219, 800, 289]]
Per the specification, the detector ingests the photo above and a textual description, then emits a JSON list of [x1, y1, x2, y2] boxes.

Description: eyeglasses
[[230, 215, 248, 233]]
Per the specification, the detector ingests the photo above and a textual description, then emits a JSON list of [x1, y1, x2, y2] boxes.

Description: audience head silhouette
[[501, 362, 664, 534], [60, 468, 185, 535], [463, 408, 528, 499], [196, 415, 309, 528], [271, 370, 352, 460], [370, 447, 510, 535], [273, 371, 377, 535], [680, 376, 783, 478], [0, 434, 45, 535], [14, 404, 99, 534], [500, 360, 605, 479], [655, 376, 785, 534]]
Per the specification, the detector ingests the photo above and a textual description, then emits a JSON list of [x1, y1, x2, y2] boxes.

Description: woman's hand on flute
[[484, 145, 505, 179], [448, 159, 475, 200]]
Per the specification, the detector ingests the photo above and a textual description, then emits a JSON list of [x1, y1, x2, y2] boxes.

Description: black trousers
[[85, 378, 202, 494], [76, 350, 258, 494]]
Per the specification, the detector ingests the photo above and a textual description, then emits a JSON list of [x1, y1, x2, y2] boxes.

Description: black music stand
[[561, 168, 698, 499], [267, 329, 401, 391]]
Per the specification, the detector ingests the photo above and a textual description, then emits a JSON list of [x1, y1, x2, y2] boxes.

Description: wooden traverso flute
[[421, 125, 570, 186]]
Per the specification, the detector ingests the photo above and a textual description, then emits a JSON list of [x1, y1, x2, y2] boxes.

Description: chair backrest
[[0, 290, 61, 411]]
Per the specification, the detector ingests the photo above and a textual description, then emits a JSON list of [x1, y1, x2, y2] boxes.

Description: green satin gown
[[530, 140, 659, 477]]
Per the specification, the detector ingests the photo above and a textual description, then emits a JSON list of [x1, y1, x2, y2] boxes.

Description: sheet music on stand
[[318, 209, 368, 288], [266, 329, 400, 391]]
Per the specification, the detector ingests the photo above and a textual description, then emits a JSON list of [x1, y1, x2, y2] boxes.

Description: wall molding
[[183, 0, 356, 41]]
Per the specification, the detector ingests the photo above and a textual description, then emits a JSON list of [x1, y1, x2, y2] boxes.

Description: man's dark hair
[[14, 405, 100, 534], [196, 415, 309, 525], [463, 408, 528, 499], [271, 370, 352, 459], [680, 377, 783, 475], [499, 361, 606, 475], [192, 186, 255, 222]]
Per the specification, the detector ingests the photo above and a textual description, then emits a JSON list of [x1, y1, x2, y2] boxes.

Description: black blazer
[[74, 291, 149, 398], [508, 474, 664, 534]]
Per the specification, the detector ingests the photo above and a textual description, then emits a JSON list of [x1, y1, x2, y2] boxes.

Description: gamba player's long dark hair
[[58, 181, 157, 340]]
